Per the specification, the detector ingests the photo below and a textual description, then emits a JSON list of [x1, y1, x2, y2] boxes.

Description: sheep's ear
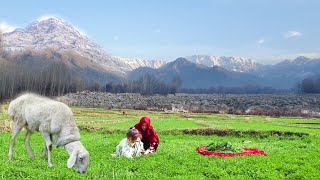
[[67, 150, 78, 168]]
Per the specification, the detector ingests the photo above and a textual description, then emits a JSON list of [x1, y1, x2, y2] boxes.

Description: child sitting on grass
[[115, 128, 145, 158]]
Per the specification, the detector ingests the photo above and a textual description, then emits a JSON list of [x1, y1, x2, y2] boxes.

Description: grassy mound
[[205, 142, 243, 153]]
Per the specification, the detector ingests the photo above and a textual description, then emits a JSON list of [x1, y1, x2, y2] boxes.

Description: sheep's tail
[[7, 100, 19, 122], [7, 109, 19, 124], [5, 107, 15, 131], [7, 109, 15, 122], [7, 115, 15, 134]]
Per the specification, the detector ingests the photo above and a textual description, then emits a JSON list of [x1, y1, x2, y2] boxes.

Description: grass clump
[[205, 142, 243, 153]]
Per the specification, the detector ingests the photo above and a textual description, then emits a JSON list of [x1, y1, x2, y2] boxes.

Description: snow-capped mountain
[[129, 58, 261, 88], [185, 55, 258, 72], [1, 17, 165, 76], [129, 56, 320, 89], [2, 17, 319, 89], [255, 56, 320, 78], [251, 56, 320, 88], [3, 17, 103, 56], [111, 56, 165, 70]]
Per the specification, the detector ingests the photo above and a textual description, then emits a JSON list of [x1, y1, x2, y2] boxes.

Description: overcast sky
[[1, 0, 319, 64]]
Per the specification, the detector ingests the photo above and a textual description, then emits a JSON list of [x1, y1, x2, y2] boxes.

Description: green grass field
[[0, 106, 320, 179]]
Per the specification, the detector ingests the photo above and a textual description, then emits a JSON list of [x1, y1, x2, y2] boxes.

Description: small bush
[[205, 142, 243, 153]]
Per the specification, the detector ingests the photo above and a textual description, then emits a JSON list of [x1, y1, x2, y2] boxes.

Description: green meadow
[[0, 106, 319, 179]]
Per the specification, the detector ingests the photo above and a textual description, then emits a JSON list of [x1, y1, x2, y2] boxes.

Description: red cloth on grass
[[134, 117, 160, 147], [197, 146, 268, 157]]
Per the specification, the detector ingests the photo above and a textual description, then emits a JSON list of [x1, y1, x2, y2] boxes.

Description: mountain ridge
[[1, 17, 166, 77], [129, 58, 262, 88], [185, 55, 259, 72], [1, 17, 320, 89]]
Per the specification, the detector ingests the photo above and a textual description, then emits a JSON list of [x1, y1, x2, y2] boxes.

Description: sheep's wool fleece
[[8, 94, 80, 146]]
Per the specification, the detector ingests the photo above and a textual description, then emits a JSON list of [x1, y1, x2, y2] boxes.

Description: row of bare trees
[[0, 61, 84, 100], [296, 78, 320, 94], [181, 84, 289, 94], [103, 74, 179, 95]]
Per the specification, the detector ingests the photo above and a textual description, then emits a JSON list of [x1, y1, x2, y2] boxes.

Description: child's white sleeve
[[135, 141, 144, 156], [116, 138, 133, 158], [116, 144, 121, 156], [123, 150, 133, 158]]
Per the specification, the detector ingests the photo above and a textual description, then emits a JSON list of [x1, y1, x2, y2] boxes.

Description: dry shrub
[[245, 108, 320, 118], [78, 125, 127, 134], [164, 128, 309, 137], [0, 120, 12, 132]]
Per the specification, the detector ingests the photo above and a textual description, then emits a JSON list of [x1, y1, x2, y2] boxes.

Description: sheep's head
[[67, 149, 89, 173]]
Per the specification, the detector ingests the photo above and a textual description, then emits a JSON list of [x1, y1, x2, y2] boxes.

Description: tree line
[[296, 77, 320, 94], [181, 84, 289, 94], [99, 77, 289, 95], [0, 61, 83, 100], [100, 74, 179, 95]]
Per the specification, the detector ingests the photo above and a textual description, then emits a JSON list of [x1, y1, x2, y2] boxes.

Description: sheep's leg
[[42, 132, 54, 168], [41, 145, 47, 158], [8, 124, 23, 160], [24, 131, 35, 160], [41, 134, 53, 157]]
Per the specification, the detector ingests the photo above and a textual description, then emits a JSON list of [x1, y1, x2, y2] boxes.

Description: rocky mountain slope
[[1, 17, 165, 79]]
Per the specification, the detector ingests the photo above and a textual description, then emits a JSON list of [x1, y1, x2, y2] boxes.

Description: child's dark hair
[[127, 128, 139, 139]]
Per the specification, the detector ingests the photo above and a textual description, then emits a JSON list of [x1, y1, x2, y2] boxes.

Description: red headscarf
[[134, 117, 160, 144]]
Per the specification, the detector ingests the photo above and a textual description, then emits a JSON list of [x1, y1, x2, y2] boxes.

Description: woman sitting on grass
[[132, 116, 160, 154], [116, 128, 145, 158]]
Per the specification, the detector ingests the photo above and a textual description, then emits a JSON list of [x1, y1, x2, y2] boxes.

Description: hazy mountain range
[[1, 17, 319, 89], [185, 55, 259, 72], [128, 58, 261, 88], [131, 56, 320, 88]]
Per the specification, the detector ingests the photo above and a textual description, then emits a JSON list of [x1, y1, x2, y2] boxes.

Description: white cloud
[[257, 38, 265, 44], [0, 22, 16, 33], [284, 31, 302, 38]]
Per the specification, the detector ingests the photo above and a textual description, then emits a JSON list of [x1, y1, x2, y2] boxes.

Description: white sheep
[[8, 93, 89, 173]]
